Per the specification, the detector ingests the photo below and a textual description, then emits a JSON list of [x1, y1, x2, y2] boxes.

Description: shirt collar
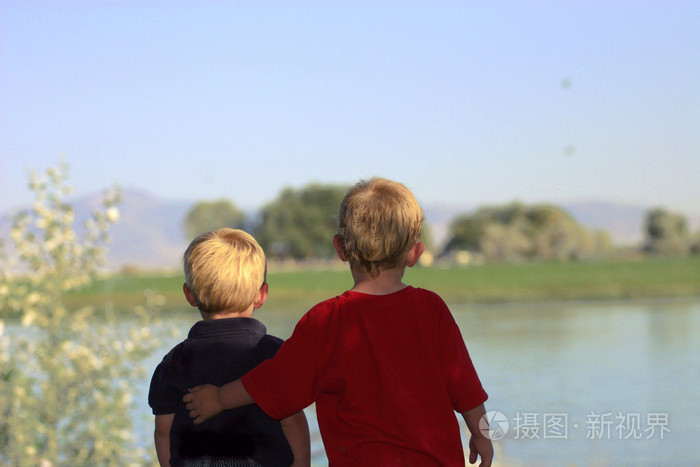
[[187, 317, 267, 340]]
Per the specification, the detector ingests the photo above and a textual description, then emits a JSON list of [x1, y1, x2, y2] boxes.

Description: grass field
[[62, 256, 700, 313]]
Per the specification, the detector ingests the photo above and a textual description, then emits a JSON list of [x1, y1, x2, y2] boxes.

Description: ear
[[405, 242, 425, 267], [333, 234, 348, 262], [253, 282, 269, 309], [183, 283, 198, 307]]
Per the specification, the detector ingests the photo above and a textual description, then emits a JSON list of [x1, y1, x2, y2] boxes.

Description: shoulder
[[152, 339, 186, 371], [302, 293, 347, 320], [281, 293, 349, 340], [254, 333, 286, 358], [418, 286, 448, 303], [404, 286, 449, 311], [260, 333, 285, 348], [412, 286, 445, 300], [149, 333, 199, 390], [407, 287, 454, 327]]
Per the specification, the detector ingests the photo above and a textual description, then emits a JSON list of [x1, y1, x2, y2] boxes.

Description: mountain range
[[1, 188, 697, 271]]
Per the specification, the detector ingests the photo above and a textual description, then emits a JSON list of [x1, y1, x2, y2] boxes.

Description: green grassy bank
[[62, 257, 700, 313]]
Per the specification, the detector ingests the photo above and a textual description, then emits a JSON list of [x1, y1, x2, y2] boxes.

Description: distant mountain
[[1, 189, 192, 271], [92, 189, 192, 270], [2, 189, 698, 270], [560, 201, 647, 245]]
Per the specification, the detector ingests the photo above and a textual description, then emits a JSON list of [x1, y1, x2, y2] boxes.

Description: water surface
[[453, 298, 700, 466]]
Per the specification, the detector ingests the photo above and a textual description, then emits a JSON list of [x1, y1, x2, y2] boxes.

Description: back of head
[[338, 177, 423, 277], [183, 228, 266, 314]]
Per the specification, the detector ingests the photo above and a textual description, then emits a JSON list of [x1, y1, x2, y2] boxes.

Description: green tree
[[0, 164, 162, 466], [255, 183, 349, 259], [643, 207, 690, 256], [183, 199, 245, 241], [441, 215, 486, 253], [442, 202, 607, 262]]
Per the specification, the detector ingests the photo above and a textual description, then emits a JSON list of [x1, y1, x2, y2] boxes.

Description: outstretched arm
[[183, 379, 254, 425], [280, 411, 311, 467], [154, 413, 174, 466], [461, 403, 493, 467]]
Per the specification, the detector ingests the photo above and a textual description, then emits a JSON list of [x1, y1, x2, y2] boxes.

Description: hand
[[183, 384, 223, 425], [468, 435, 493, 467]]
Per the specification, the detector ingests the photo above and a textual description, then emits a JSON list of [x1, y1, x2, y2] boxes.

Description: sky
[[1, 1, 699, 216]]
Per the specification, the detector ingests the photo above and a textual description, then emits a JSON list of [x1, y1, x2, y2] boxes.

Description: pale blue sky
[[2, 1, 699, 215]]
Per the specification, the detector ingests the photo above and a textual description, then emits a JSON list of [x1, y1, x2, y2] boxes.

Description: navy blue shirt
[[148, 317, 294, 466]]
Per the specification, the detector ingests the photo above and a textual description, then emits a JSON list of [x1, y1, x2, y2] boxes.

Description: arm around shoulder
[[183, 379, 254, 425], [280, 411, 311, 467]]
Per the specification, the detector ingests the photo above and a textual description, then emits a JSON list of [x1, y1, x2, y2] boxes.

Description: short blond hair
[[337, 177, 423, 277], [183, 228, 266, 314]]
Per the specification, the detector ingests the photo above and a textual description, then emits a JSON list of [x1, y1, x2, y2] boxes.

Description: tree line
[[183, 183, 700, 263]]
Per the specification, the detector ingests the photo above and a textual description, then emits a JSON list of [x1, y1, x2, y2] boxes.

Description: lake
[[132, 297, 700, 466]]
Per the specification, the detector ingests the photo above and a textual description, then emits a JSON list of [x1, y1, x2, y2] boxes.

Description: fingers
[[186, 407, 205, 425], [182, 386, 212, 425], [182, 392, 202, 423], [182, 386, 202, 403]]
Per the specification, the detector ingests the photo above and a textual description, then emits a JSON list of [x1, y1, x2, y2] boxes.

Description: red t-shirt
[[242, 286, 488, 466]]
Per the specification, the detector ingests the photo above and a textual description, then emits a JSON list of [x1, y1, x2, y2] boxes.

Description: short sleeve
[[437, 303, 488, 413], [242, 313, 320, 420], [148, 361, 180, 415]]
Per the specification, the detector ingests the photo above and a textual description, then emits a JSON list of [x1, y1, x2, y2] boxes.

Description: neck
[[349, 263, 408, 295], [201, 304, 255, 320]]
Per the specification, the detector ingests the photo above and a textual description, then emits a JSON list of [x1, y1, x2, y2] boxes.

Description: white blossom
[[0, 163, 161, 465], [106, 206, 120, 223]]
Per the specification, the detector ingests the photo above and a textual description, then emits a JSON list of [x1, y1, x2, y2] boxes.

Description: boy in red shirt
[[184, 178, 493, 467]]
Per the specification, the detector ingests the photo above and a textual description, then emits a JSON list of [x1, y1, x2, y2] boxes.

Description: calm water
[[451, 298, 700, 467], [132, 297, 700, 466]]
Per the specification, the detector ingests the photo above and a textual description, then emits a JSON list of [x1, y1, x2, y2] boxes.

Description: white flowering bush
[[0, 164, 162, 466]]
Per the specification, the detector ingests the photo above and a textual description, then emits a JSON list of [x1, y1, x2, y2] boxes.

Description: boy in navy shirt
[[148, 228, 310, 467]]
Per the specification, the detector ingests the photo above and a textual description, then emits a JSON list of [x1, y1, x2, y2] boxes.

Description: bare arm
[[280, 411, 311, 467], [154, 413, 174, 467], [183, 379, 255, 425], [461, 403, 493, 467]]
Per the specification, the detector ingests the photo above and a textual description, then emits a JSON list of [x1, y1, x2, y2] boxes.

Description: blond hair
[[183, 228, 266, 314], [337, 177, 423, 278]]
